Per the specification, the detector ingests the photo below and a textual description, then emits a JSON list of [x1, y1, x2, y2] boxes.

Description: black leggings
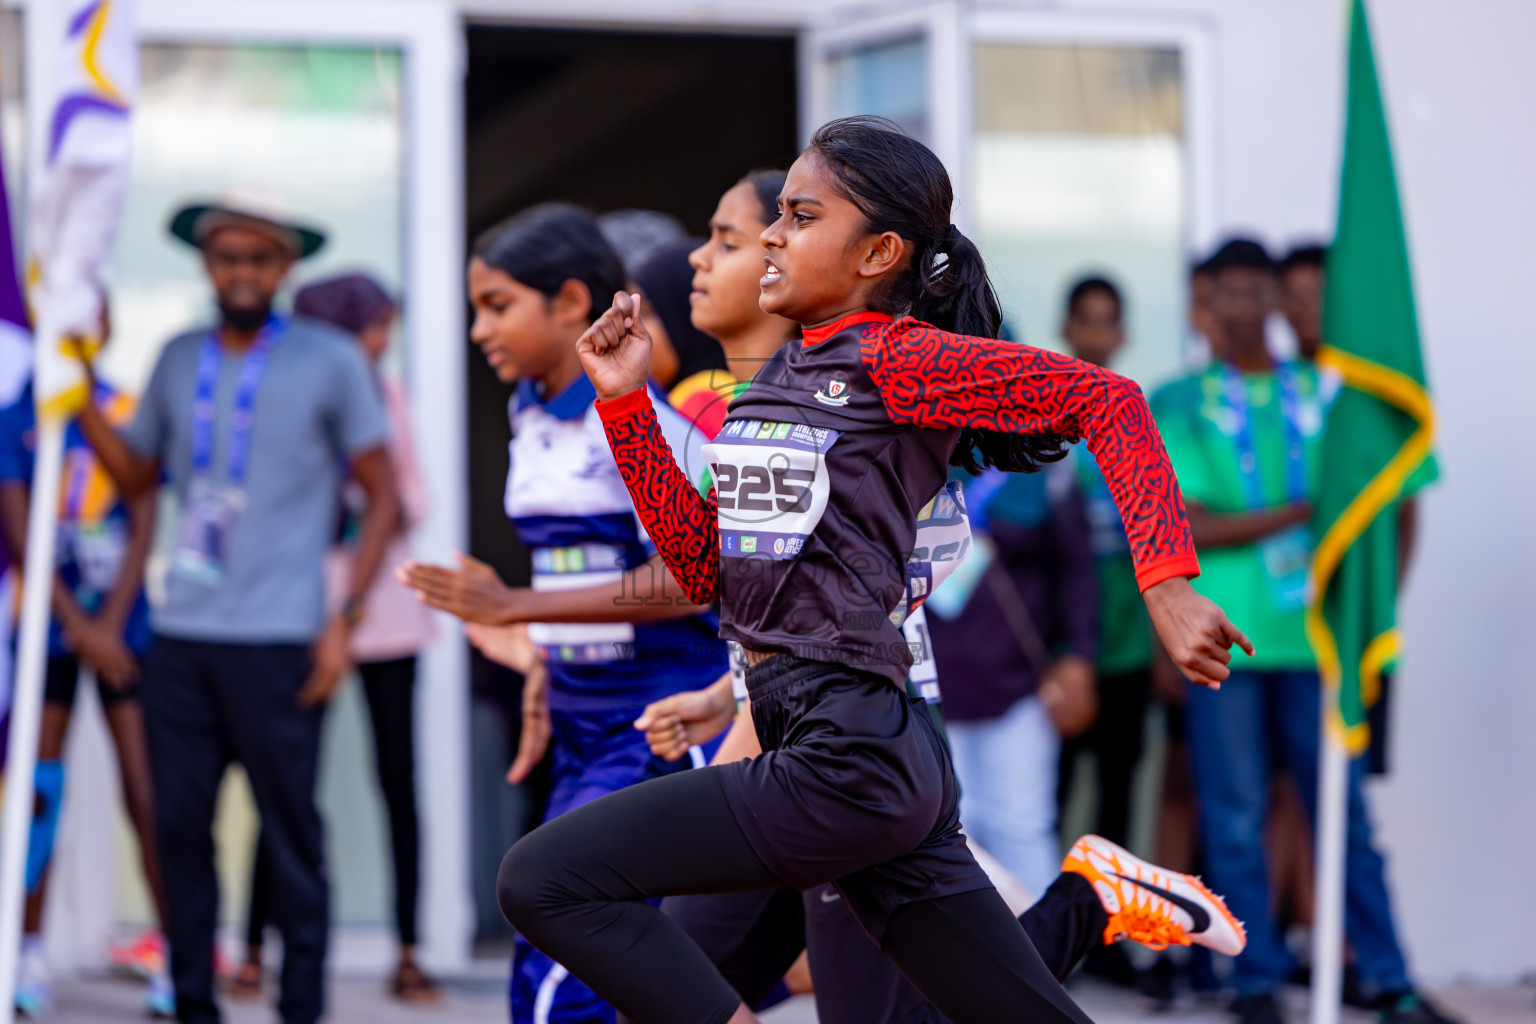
[[248, 656, 422, 948], [500, 766, 1097, 1024]]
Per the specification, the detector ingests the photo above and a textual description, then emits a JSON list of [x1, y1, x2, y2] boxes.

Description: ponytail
[[917, 224, 1001, 340], [806, 117, 1069, 474]]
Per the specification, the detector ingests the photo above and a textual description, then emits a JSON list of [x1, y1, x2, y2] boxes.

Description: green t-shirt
[[1156, 363, 1325, 671], [1072, 448, 1152, 675], [1149, 371, 1203, 421]]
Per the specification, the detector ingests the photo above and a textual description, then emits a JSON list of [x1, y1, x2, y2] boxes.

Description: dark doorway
[[464, 22, 799, 588], [461, 22, 798, 944]]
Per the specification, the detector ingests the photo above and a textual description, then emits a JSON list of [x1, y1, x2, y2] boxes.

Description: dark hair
[[1065, 275, 1122, 320], [737, 168, 788, 227], [805, 115, 1066, 475], [472, 203, 626, 323], [634, 239, 727, 379], [1206, 237, 1276, 275], [1280, 243, 1326, 275]]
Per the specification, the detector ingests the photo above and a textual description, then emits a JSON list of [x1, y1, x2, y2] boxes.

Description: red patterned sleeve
[[595, 388, 721, 604], [861, 318, 1199, 591]]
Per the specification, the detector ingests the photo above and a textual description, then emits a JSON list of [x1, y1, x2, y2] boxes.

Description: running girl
[[500, 117, 1252, 1024], [639, 166, 1246, 1024], [404, 204, 726, 1024]]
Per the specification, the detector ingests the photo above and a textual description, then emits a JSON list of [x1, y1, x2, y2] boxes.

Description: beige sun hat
[[168, 185, 326, 258]]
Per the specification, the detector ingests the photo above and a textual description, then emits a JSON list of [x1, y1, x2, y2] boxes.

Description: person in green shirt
[[1159, 239, 1456, 1024], [1055, 276, 1154, 852]]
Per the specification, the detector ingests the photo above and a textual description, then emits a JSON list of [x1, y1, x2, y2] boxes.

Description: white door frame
[[800, 2, 967, 178], [801, 3, 1216, 252], [19, 0, 472, 972]]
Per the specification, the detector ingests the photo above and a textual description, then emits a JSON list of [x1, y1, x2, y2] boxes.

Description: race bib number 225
[[702, 419, 840, 560]]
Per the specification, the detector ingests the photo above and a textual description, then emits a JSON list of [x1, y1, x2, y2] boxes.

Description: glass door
[[802, 4, 961, 162], [804, 5, 1212, 390], [16, 0, 470, 973], [967, 10, 1215, 388]]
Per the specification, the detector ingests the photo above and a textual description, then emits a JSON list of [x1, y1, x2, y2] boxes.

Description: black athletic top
[[597, 311, 1198, 687]]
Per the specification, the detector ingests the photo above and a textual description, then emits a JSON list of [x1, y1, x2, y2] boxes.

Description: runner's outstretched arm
[[860, 319, 1252, 686], [401, 551, 708, 625]]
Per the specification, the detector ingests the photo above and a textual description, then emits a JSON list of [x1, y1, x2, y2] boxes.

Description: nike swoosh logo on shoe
[[819, 889, 841, 904], [1114, 873, 1211, 934]]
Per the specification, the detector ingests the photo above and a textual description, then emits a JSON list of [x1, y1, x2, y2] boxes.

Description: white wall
[[1343, 1, 1536, 985]]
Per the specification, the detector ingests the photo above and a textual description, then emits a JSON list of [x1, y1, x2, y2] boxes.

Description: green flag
[[1306, 0, 1435, 753]]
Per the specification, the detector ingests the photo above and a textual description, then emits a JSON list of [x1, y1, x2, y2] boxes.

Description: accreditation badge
[[1260, 524, 1313, 611], [64, 519, 129, 596], [169, 478, 246, 587]]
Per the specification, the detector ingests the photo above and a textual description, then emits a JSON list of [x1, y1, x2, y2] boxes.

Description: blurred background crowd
[[0, 1, 1530, 1023]]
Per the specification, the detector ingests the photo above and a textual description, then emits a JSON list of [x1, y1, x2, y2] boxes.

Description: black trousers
[[141, 637, 327, 1024], [1057, 668, 1152, 846], [501, 767, 1098, 1024], [503, 655, 1102, 1024], [247, 656, 422, 949], [661, 871, 1105, 1024]]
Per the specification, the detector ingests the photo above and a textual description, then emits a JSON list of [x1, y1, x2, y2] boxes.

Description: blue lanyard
[[191, 318, 282, 485], [1221, 363, 1307, 509]]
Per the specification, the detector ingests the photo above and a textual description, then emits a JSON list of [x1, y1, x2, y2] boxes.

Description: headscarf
[[633, 239, 725, 381], [294, 273, 395, 337]]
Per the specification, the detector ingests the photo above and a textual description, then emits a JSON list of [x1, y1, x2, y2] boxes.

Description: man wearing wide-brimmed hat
[[74, 189, 400, 1024]]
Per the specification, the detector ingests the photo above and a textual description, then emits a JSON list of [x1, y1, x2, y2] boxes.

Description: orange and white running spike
[[1062, 835, 1246, 956]]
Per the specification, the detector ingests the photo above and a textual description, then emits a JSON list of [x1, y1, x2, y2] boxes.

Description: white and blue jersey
[[506, 374, 727, 712], [507, 373, 726, 1024]]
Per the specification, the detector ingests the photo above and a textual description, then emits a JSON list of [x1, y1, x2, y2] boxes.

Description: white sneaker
[[15, 939, 53, 1018]]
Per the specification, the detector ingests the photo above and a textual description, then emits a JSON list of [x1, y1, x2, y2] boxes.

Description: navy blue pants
[[1187, 669, 1410, 998]]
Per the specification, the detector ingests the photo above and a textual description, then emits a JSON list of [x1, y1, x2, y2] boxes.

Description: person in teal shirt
[[1159, 239, 1456, 1024]]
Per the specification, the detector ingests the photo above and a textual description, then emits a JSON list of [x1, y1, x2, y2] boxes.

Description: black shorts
[[44, 654, 140, 708], [1164, 699, 1187, 743], [717, 653, 992, 942]]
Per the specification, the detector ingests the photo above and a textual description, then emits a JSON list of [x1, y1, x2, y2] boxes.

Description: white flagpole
[[1309, 712, 1350, 1024], [0, 419, 67, 1024]]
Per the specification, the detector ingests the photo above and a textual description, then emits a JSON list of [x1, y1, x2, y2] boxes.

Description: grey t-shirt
[[124, 315, 389, 644]]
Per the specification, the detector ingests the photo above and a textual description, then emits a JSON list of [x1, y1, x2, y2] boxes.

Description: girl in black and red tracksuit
[[500, 116, 1253, 1024]]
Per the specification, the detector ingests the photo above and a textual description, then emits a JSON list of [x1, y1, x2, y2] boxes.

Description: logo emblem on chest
[[814, 371, 851, 407]]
